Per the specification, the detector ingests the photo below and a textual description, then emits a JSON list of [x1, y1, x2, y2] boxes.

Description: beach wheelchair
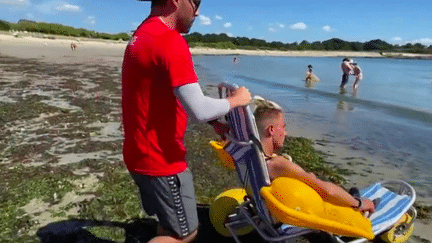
[[209, 83, 417, 243]]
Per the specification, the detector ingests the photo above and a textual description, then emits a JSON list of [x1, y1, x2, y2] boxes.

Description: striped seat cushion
[[361, 183, 412, 232]]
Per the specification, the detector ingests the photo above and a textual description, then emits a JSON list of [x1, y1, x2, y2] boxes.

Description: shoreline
[[191, 47, 383, 58], [2, 32, 432, 60]]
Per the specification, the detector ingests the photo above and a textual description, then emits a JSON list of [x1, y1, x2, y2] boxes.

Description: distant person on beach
[[253, 98, 377, 215], [70, 42, 77, 51], [121, 0, 251, 242], [340, 58, 353, 88], [305, 64, 319, 87], [352, 63, 363, 89]]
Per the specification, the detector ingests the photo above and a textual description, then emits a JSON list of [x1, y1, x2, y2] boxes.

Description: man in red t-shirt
[[122, 0, 251, 242]]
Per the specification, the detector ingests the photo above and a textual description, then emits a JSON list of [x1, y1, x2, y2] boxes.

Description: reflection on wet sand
[[305, 78, 320, 88], [337, 87, 358, 111]]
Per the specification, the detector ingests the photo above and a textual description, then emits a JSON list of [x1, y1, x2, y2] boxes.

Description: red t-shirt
[[121, 17, 198, 176]]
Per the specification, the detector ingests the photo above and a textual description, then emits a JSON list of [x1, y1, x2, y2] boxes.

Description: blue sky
[[1, 0, 432, 45]]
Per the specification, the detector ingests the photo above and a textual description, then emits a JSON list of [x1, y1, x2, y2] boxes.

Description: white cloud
[[391, 37, 402, 42], [54, 3, 80, 12], [290, 22, 307, 30], [410, 38, 432, 45], [323, 25, 333, 32], [215, 15, 222, 20], [84, 16, 96, 26], [268, 23, 285, 33], [36, 2, 81, 14], [199, 15, 211, 25], [0, 0, 29, 6], [226, 32, 233, 37], [224, 22, 232, 28]]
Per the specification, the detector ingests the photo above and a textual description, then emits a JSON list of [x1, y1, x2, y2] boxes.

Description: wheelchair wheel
[[380, 213, 414, 243], [209, 188, 254, 237]]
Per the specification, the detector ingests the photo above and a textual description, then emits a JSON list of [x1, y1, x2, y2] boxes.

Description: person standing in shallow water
[[340, 58, 353, 88], [352, 63, 363, 89], [305, 64, 320, 88], [305, 65, 314, 81], [121, 0, 251, 242]]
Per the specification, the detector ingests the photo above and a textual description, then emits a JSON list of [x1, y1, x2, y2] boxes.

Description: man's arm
[[174, 83, 251, 122], [267, 155, 375, 214]]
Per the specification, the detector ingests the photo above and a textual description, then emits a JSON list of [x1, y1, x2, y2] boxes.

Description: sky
[[1, 0, 432, 45]]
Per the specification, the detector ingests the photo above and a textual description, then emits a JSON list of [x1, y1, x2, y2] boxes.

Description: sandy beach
[[1, 32, 430, 242]]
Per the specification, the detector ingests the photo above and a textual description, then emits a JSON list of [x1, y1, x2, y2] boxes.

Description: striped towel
[[361, 183, 412, 233]]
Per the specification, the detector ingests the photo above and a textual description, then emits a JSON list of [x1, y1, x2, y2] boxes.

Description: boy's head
[[253, 98, 287, 151]]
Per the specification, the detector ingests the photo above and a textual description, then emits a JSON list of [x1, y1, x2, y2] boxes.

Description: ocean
[[193, 55, 432, 202]]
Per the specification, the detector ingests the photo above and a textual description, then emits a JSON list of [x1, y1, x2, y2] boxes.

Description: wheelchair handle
[[218, 82, 239, 99]]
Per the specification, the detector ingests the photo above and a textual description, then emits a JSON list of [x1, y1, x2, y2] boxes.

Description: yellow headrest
[[209, 140, 236, 170]]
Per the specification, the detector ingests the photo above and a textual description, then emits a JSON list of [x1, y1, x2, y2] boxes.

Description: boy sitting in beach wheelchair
[[209, 83, 417, 243]]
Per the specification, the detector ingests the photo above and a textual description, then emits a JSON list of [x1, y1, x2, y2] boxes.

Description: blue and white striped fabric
[[223, 142, 250, 166], [227, 106, 250, 142], [223, 103, 276, 218], [279, 224, 311, 235], [361, 183, 412, 233]]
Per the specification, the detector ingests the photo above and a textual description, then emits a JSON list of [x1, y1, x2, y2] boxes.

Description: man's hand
[[227, 86, 251, 108]]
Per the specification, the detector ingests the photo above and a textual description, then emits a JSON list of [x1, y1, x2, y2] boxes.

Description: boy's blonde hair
[[252, 96, 283, 134]]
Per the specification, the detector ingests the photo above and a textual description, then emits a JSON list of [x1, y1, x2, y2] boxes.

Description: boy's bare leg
[[353, 78, 360, 89]]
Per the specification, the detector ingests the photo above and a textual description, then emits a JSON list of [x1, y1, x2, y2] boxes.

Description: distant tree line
[[0, 19, 130, 41], [185, 32, 432, 54]]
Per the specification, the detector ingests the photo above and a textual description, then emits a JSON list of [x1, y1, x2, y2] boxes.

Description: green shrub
[[0, 20, 10, 31], [215, 41, 237, 49]]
